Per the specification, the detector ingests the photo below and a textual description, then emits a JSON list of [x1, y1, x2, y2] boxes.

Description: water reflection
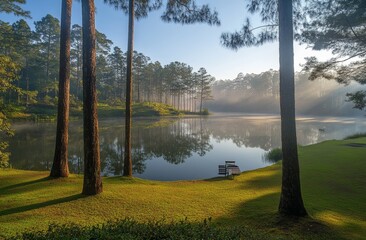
[[8, 115, 366, 180]]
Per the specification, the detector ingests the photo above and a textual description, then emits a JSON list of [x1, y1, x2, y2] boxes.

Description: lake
[[8, 114, 366, 180]]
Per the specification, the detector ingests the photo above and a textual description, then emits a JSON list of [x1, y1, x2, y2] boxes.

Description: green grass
[[1, 138, 366, 239], [344, 132, 366, 140], [8, 102, 183, 121]]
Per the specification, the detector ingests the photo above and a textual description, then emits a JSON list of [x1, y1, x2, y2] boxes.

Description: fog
[[206, 70, 365, 117]]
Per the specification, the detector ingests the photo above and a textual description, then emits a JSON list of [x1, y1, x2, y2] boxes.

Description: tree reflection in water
[[8, 115, 366, 178]]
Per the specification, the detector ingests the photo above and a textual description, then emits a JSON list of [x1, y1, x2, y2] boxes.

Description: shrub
[[263, 148, 283, 163], [10, 219, 245, 240], [201, 108, 209, 115]]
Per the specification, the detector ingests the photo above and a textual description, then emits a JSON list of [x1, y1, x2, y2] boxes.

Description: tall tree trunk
[[50, 0, 72, 178], [123, 0, 134, 177], [76, 45, 81, 100], [200, 87, 203, 113], [278, 0, 307, 216], [81, 0, 102, 195], [137, 77, 140, 102], [46, 35, 51, 88]]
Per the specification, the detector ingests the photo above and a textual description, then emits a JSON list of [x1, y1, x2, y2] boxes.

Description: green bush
[[201, 108, 209, 115], [10, 219, 246, 240], [263, 148, 283, 163]]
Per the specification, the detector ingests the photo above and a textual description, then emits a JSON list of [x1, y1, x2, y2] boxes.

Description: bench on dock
[[218, 161, 241, 176]]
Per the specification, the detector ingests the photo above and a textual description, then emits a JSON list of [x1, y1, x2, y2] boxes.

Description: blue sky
[[0, 0, 331, 80]]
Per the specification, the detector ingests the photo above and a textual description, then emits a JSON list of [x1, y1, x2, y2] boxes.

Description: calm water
[[8, 114, 366, 180]]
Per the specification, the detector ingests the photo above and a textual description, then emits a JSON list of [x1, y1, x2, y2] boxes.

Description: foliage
[[263, 148, 282, 163], [162, 0, 220, 26], [220, 0, 303, 49], [103, 0, 220, 25], [103, 0, 162, 19], [201, 108, 209, 115], [346, 91, 366, 110], [9, 219, 243, 240], [0, 55, 19, 168], [0, 111, 12, 168], [0, 0, 30, 18], [196, 67, 214, 113], [0, 55, 20, 93], [300, 0, 366, 110]]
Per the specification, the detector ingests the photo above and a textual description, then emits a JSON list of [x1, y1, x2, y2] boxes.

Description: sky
[[0, 0, 333, 80]]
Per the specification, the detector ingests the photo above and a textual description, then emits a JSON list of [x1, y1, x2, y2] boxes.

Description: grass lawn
[[0, 138, 365, 239]]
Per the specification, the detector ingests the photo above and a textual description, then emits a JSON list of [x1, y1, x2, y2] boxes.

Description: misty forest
[[0, 0, 366, 239]]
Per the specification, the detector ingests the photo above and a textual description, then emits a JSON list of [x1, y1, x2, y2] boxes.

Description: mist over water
[[8, 115, 366, 180], [206, 70, 365, 116]]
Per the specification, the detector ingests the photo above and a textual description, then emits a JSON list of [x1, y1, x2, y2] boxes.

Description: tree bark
[[81, 0, 102, 195], [278, 0, 307, 216], [123, 0, 134, 177], [50, 0, 72, 178]]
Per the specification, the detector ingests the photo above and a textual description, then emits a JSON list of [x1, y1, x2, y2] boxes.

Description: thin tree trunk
[[123, 0, 134, 177], [46, 35, 51, 88], [278, 0, 307, 216], [50, 0, 72, 178], [25, 58, 29, 106], [81, 0, 102, 195], [200, 88, 203, 113], [76, 45, 81, 100]]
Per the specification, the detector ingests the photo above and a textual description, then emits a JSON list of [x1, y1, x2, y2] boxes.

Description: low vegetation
[[344, 132, 366, 140], [9, 219, 246, 240], [263, 148, 283, 163], [7, 102, 185, 121], [1, 138, 365, 239]]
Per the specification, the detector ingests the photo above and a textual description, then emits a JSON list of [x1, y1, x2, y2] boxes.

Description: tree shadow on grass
[[204, 168, 281, 192], [0, 177, 51, 193], [0, 194, 85, 217], [213, 192, 343, 240], [236, 171, 281, 191]]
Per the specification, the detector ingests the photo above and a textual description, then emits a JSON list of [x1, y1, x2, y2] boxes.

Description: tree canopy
[[220, 0, 303, 49], [0, 55, 19, 167], [104, 0, 220, 25], [0, 0, 30, 18], [300, 0, 366, 110]]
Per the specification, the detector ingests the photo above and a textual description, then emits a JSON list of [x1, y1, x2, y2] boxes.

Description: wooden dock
[[218, 161, 241, 176]]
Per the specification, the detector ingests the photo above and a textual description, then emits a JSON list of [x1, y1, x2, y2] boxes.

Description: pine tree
[[50, 0, 72, 178], [301, 0, 366, 111], [196, 67, 214, 113], [81, 0, 103, 195], [221, 0, 307, 216]]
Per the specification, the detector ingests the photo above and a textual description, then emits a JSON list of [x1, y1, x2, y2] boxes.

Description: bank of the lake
[[1, 137, 365, 239], [8, 102, 205, 121]]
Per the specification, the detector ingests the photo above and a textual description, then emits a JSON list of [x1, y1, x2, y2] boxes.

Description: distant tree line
[[0, 14, 214, 113], [207, 70, 363, 116]]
